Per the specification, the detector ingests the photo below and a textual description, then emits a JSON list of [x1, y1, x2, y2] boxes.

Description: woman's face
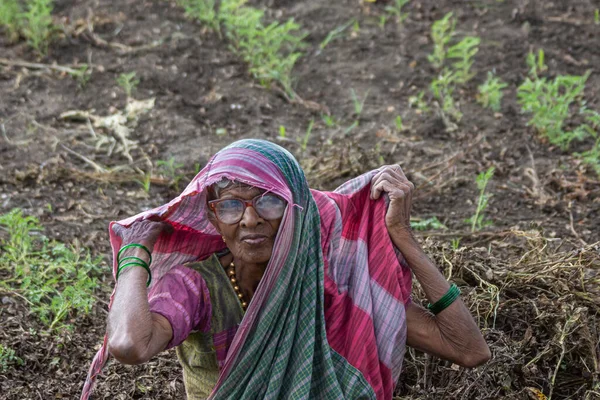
[[210, 185, 284, 266]]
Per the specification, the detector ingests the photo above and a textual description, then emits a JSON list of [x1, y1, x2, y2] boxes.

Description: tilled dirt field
[[1, 0, 599, 399]]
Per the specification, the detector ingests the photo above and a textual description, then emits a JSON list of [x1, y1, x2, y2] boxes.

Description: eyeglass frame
[[207, 193, 286, 224]]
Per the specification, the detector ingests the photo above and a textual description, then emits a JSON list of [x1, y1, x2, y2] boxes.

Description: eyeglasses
[[208, 194, 287, 225]]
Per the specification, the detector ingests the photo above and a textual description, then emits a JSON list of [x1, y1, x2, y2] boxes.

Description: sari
[[81, 139, 412, 399]]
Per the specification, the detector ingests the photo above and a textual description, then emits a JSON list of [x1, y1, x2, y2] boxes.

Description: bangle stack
[[427, 283, 460, 315], [116, 243, 152, 286]]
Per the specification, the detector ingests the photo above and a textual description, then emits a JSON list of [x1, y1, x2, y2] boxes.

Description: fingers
[[371, 166, 414, 200]]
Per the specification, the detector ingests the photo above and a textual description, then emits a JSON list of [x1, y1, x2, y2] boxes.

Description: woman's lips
[[241, 235, 268, 245]]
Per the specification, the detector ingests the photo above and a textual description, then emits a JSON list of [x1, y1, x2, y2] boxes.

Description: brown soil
[[1, 0, 599, 399]]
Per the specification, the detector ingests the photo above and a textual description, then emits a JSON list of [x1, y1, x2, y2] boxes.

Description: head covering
[[81, 139, 411, 400]]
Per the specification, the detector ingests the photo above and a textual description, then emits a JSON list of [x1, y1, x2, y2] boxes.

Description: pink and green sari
[[81, 139, 412, 399]]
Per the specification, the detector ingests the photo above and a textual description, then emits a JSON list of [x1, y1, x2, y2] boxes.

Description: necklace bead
[[228, 261, 247, 310]]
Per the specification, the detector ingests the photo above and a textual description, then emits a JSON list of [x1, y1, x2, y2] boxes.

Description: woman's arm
[[371, 165, 490, 368]]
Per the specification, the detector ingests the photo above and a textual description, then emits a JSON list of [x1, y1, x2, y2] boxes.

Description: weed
[[375, 142, 385, 164], [116, 72, 140, 98], [427, 12, 455, 69], [431, 69, 462, 121], [0, 0, 21, 41], [137, 172, 152, 193], [478, 71, 508, 112], [157, 157, 185, 190], [378, 15, 387, 29], [395, 115, 404, 131], [0, 344, 23, 372], [595, 9, 599, 25], [320, 19, 353, 50], [350, 88, 369, 120], [385, 0, 410, 24], [321, 114, 338, 127], [352, 20, 360, 34], [526, 49, 547, 79], [177, 0, 220, 34], [299, 119, 313, 151], [279, 125, 286, 138], [19, 0, 54, 55], [69, 64, 91, 87], [408, 90, 430, 114], [411, 216, 447, 231], [0, 209, 101, 331], [447, 36, 480, 84], [517, 71, 590, 149], [451, 238, 461, 251], [466, 167, 494, 232]]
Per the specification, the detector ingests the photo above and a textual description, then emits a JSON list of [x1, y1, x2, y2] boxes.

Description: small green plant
[[116, 72, 140, 98], [466, 167, 494, 232], [177, 0, 220, 34], [594, 9, 599, 25], [0, 209, 101, 331], [517, 71, 590, 149], [0, 0, 21, 41], [0, 345, 23, 372], [446, 36, 480, 84], [526, 49, 548, 79], [411, 217, 447, 231], [279, 125, 286, 138], [478, 71, 508, 112], [408, 90, 430, 114], [299, 119, 314, 151], [19, 0, 55, 55], [385, 0, 410, 24], [137, 172, 152, 193], [350, 88, 369, 119], [320, 19, 354, 50], [157, 157, 185, 190], [321, 114, 338, 127], [428, 12, 455, 69], [451, 238, 461, 251], [395, 115, 404, 131], [431, 69, 462, 121]]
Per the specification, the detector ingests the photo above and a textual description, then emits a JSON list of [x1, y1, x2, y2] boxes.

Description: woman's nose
[[239, 205, 262, 228]]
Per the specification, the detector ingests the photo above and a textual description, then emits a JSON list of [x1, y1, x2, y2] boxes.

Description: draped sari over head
[[81, 139, 412, 400]]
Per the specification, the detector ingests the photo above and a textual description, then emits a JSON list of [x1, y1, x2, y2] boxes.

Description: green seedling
[[517, 71, 590, 149], [431, 69, 462, 121], [116, 72, 140, 98], [320, 19, 354, 50], [478, 71, 508, 112], [69, 64, 91, 87], [0, 209, 101, 331], [352, 20, 360, 34], [299, 119, 313, 151], [466, 167, 494, 232], [350, 88, 369, 119], [177, 0, 220, 34], [526, 49, 547, 79], [408, 90, 430, 114], [0, 0, 21, 41], [0, 345, 23, 372], [321, 114, 338, 127], [428, 12, 455, 69], [279, 125, 286, 138], [375, 142, 385, 164], [395, 116, 404, 131], [447, 36, 480, 84], [451, 238, 461, 251], [385, 0, 410, 24], [411, 216, 447, 231], [137, 171, 152, 193], [594, 9, 599, 25], [157, 157, 185, 190], [378, 15, 387, 29], [19, 0, 54, 55]]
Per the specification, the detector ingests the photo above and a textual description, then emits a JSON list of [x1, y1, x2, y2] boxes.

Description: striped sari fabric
[[81, 139, 412, 400]]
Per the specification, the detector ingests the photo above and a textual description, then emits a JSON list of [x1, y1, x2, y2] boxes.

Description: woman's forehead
[[219, 184, 264, 198]]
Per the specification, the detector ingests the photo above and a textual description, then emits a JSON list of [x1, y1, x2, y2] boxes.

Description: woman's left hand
[[370, 165, 414, 236]]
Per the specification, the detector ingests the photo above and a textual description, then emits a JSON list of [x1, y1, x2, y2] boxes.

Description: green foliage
[[116, 72, 140, 98], [478, 71, 508, 112], [427, 12, 455, 69], [0, 209, 101, 331], [350, 88, 369, 119], [466, 167, 494, 232], [320, 19, 353, 50], [411, 217, 447, 231], [526, 49, 548, 79], [177, 0, 220, 33], [431, 69, 462, 121], [0, 344, 23, 372], [595, 9, 599, 25], [0, 0, 21, 40], [279, 125, 286, 138], [451, 238, 461, 251], [137, 172, 152, 193], [517, 71, 590, 149], [219, 0, 306, 97], [157, 157, 185, 190], [299, 119, 313, 151], [395, 115, 404, 131], [19, 0, 54, 55], [446, 36, 480, 84], [385, 0, 410, 24], [321, 114, 338, 127], [408, 90, 430, 113]]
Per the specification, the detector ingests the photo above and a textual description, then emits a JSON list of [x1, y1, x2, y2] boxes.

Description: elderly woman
[[81, 139, 489, 400]]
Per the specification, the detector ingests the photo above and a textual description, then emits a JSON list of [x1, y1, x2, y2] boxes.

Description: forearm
[[391, 229, 490, 366]]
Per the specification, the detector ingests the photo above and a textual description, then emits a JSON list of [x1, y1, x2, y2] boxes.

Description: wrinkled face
[[209, 184, 285, 265]]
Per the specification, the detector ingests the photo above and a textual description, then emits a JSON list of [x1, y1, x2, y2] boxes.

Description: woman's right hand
[[112, 218, 174, 252]]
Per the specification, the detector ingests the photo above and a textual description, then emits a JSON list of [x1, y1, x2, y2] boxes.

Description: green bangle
[[117, 262, 152, 286], [427, 284, 460, 315], [117, 243, 152, 266], [119, 256, 149, 268]]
